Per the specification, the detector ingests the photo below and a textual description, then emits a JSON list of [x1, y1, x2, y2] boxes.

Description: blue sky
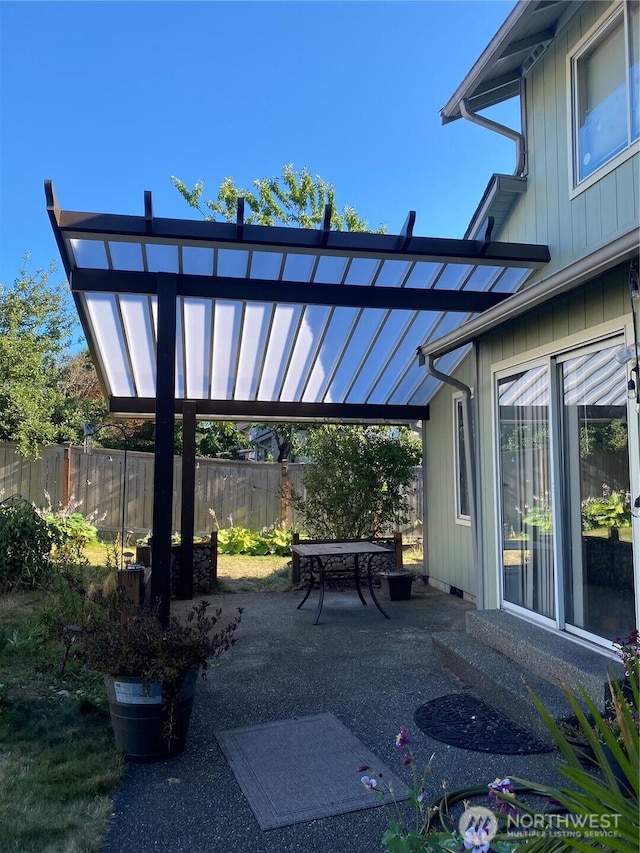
[[0, 0, 518, 295]]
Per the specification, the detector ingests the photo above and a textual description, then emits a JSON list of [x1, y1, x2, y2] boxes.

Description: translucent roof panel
[[235, 302, 273, 400], [211, 300, 243, 399], [250, 251, 283, 280], [83, 293, 135, 397], [313, 255, 349, 284], [70, 238, 109, 269], [182, 246, 214, 276], [109, 241, 144, 272], [345, 257, 380, 286], [217, 249, 249, 278], [280, 305, 331, 400], [375, 259, 412, 288], [282, 253, 315, 282], [182, 298, 212, 398], [119, 295, 156, 397], [146, 243, 179, 274], [47, 182, 550, 421]]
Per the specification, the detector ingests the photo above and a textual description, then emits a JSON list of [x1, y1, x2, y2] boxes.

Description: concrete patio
[[102, 584, 616, 853]]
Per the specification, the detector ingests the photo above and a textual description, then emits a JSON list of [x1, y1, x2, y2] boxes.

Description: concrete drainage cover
[[414, 694, 554, 755]]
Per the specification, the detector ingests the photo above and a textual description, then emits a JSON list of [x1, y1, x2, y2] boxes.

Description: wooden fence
[[0, 442, 423, 542]]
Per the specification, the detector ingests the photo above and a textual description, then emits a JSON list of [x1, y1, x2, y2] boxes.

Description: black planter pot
[[379, 571, 414, 601], [105, 670, 198, 763]]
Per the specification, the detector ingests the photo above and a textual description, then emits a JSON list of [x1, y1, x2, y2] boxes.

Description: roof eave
[[440, 1, 535, 124]]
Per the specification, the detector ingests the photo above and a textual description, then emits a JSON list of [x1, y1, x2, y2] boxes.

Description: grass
[[0, 535, 423, 851], [216, 553, 293, 592], [0, 582, 123, 853], [215, 547, 425, 592]]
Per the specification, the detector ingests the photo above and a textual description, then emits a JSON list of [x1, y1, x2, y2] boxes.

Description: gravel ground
[[102, 586, 566, 853]]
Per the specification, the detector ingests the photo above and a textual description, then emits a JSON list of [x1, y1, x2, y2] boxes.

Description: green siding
[[424, 355, 474, 595], [497, 1, 638, 278]]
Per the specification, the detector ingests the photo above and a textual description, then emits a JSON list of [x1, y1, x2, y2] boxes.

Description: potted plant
[[79, 595, 242, 762], [377, 569, 415, 601]]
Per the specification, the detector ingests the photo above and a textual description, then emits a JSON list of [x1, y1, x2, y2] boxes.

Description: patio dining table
[[292, 540, 392, 625]]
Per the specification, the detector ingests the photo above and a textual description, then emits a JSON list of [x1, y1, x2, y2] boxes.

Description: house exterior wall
[[476, 263, 632, 608], [424, 353, 474, 597], [495, 1, 639, 272], [423, 1, 639, 637]]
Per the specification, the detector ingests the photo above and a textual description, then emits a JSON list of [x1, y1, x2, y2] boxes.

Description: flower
[[396, 726, 412, 752], [487, 777, 517, 818], [462, 826, 491, 852], [613, 629, 639, 683], [357, 729, 435, 845]]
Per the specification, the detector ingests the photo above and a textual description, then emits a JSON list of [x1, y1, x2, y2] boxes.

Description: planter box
[[379, 571, 414, 601]]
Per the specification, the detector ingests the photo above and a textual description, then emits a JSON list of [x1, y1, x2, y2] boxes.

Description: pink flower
[[395, 727, 411, 752]]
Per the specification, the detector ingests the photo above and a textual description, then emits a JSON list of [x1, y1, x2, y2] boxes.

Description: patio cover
[[45, 179, 550, 621], [46, 181, 549, 422]]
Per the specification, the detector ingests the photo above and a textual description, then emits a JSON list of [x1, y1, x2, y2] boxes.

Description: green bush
[[41, 509, 99, 560], [216, 525, 292, 556], [0, 496, 60, 592], [290, 425, 421, 539]]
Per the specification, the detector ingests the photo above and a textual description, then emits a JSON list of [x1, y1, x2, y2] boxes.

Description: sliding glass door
[[559, 344, 635, 640], [496, 340, 637, 643], [497, 365, 555, 620]]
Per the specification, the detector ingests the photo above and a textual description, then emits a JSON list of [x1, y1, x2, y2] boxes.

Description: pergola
[[45, 180, 550, 622]]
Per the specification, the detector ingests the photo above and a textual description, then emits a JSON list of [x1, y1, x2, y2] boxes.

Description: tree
[[0, 261, 74, 457], [54, 349, 110, 445], [290, 425, 421, 539], [172, 163, 387, 233], [173, 165, 387, 460]]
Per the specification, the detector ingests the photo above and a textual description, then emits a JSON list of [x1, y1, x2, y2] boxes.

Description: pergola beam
[[109, 396, 428, 424], [70, 268, 511, 313]]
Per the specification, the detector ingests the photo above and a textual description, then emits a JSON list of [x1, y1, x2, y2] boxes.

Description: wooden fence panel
[[0, 443, 64, 508], [0, 443, 423, 540]]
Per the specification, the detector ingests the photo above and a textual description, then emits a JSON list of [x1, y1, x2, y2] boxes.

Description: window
[[454, 396, 470, 521], [570, 1, 639, 186]]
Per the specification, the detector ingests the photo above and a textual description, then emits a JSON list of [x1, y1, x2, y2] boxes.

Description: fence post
[[291, 531, 300, 584], [210, 530, 218, 588], [280, 461, 289, 528], [62, 443, 72, 507], [394, 531, 403, 570]]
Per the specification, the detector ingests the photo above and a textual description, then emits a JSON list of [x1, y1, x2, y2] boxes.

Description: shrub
[[39, 494, 100, 562], [0, 495, 60, 592], [290, 425, 421, 539], [216, 524, 292, 556]]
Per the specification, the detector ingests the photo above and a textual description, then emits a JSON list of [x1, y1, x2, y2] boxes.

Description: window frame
[[453, 392, 471, 526], [567, 0, 639, 197]]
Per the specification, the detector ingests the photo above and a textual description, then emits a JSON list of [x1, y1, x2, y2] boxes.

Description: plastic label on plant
[[114, 680, 162, 704]]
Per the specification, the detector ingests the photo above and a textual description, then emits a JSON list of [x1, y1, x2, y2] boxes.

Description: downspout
[[460, 96, 526, 177], [422, 352, 483, 608]]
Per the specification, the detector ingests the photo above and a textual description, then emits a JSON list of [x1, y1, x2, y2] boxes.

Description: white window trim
[[566, 1, 638, 197], [452, 392, 471, 527]]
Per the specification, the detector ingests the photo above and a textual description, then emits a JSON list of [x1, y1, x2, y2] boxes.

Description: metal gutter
[[418, 228, 640, 360], [421, 351, 483, 608], [460, 98, 526, 176]]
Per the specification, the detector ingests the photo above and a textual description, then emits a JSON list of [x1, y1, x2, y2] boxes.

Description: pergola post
[[178, 400, 197, 600], [150, 273, 176, 626]]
